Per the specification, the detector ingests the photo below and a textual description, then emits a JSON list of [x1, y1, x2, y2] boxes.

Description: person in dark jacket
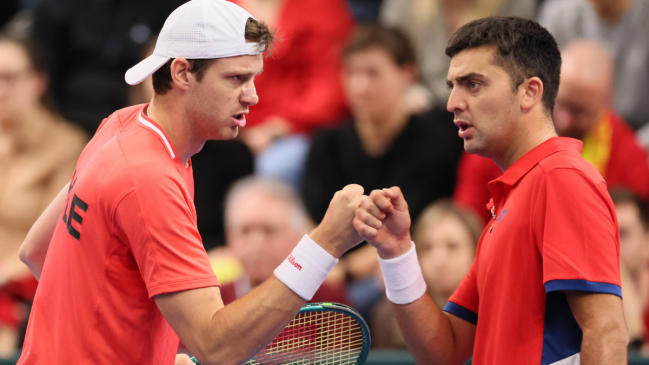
[[303, 24, 463, 227]]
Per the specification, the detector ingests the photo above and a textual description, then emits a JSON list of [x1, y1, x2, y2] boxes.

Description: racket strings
[[245, 310, 366, 365]]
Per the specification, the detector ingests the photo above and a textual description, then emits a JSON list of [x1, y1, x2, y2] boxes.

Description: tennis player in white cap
[[17, 1, 365, 364]]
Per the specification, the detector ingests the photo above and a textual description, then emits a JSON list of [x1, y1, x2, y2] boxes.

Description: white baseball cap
[[125, 0, 264, 86]]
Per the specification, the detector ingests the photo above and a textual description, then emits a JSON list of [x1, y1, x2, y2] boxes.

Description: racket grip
[[190, 356, 201, 364]]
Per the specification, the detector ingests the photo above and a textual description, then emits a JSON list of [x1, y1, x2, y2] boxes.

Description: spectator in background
[[128, 37, 254, 249], [303, 24, 463, 229], [0, 35, 86, 355], [32, 0, 185, 135], [455, 40, 649, 223], [227, 0, 355, 189], [371, 200, 481, 348], [538, 0, 649, 134], [213, 176, 348, 304], [610, 189, 649, 349], [380, 0, 536, 111], [302, 25, 463, 321]]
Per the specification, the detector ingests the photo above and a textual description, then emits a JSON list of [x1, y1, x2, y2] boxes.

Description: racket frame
[[190, 302, 371, 365]]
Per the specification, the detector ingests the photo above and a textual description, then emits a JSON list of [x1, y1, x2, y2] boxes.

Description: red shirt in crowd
[[19, 105, 219, 365], [445, 137, 621, 364], [454, 110, 649, 223], [228, 0, 354, 134]]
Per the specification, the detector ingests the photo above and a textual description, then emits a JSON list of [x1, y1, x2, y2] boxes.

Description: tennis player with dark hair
[[354, 16, 628, 364], [16, 1, 366, 364]]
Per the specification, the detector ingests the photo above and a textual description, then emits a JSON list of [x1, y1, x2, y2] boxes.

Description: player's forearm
[[565, 292, 628, 364], [580, 324, 628, 365], [19, 183, 69, 280], [392, 294, 471, 365], [195, 277, 305, 365]]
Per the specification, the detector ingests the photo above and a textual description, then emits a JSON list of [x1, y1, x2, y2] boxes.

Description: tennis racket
[[191, 302, 371, 365]]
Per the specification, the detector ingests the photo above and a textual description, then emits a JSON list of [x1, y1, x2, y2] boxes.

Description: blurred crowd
[[2, 0, 649, 358]]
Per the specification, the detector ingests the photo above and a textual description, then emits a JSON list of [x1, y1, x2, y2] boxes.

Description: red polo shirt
[[454, 110, 649, 224], [443, 137, 621, 365], [19, 105, 219, 365]]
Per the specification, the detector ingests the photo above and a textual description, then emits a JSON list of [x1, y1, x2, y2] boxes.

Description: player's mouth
[[454, 120, 473, 138], [232, 112, 248, 127]]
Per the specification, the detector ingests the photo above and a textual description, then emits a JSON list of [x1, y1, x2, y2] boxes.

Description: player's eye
[[469, 81, 479, 89], [231, 75, 242, 81]]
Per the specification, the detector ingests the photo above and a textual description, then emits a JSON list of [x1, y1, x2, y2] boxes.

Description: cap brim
[[125, 54, 171, 85]]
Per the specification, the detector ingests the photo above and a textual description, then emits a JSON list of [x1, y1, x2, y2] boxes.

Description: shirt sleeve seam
[[111, 188, 136, 240], [539, 164, 601, 185], [544, 279, 622, 298], [115, 135, 167, 287], [443, 301, 478, 325]]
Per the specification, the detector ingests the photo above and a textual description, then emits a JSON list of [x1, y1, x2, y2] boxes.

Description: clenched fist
[[310, 184, 365, 258], [353, 187, 413, 259]]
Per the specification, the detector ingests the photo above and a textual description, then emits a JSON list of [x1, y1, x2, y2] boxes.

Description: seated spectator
[[303, 24, 463, 228], [538, 0, 649, 132], [609, 189, 649, 349], [380, 0, 536, 112], [303, 26, 463, 320], [0, 35, 86, 355], [371, 200, 481, 348], [212, 176, 348, 304], [454, 40, 649, 223]]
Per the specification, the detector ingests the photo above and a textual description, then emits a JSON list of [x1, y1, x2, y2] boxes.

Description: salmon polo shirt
[[19, 105, 220, 365], [443, 137, 621, 365]]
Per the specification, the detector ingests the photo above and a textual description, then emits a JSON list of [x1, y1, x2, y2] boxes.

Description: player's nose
[[447, 89, 467, 114], [242, 86, 259, 107]]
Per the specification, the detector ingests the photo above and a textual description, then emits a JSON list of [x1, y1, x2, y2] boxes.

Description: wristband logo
[[287, 254, 303, 271]]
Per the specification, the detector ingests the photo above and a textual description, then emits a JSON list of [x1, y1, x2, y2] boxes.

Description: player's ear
[[520, 76, 544, 113], [170, 58, 191, 91]]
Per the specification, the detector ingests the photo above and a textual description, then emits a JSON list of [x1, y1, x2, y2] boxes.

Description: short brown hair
[[446, 16, 562, 115], [152, 18, 274, 95], [342, 23, 416, 68]]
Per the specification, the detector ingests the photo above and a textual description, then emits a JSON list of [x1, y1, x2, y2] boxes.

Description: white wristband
[[274, 234, 339, 301], [378, 242, 427, 305]]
